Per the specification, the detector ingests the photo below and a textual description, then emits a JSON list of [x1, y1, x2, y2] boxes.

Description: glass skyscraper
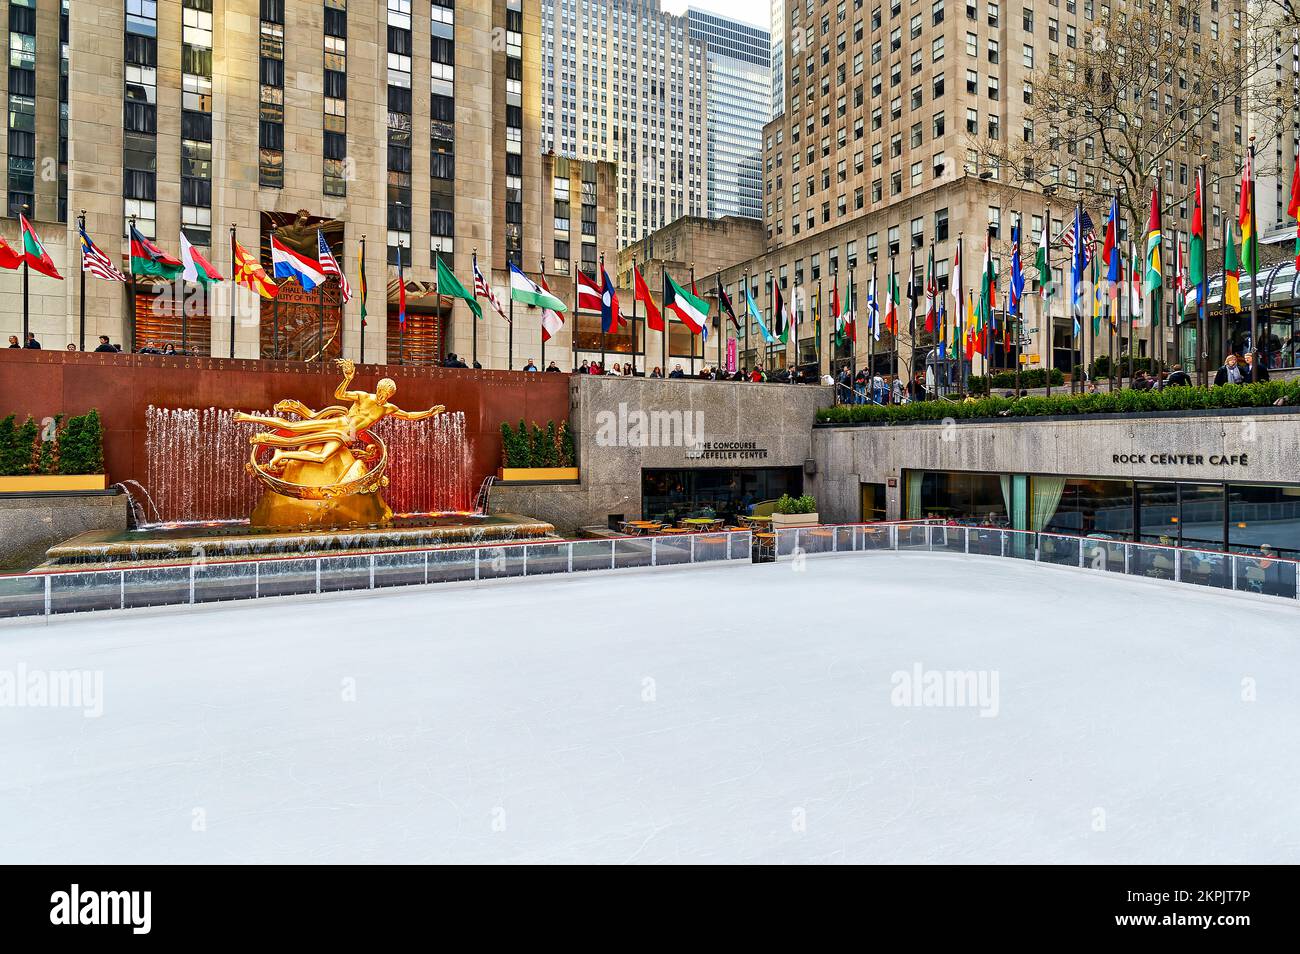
[[685, 8, 771, 222]]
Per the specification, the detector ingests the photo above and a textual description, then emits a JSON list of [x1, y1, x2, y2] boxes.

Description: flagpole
[[1220, 218, 1229, 377], [743, 270, 750, 374], [125, 211, 137, 354], [599, 253, 607, 371], [716, 274, 723, 372], [397, 234, 405, 366], [508, 264, 515, 371], [359, 235, 366, 364], [225, 224, 236, 358], [1043, 206, 1052, 398], [689, 261, 697, 377], [1247, 137, 1259, 382], [849, 265, 856, 385], [434, 252, 444, 367], [1197, 160, 1209, 388], [570, 254, 578, 371], [21, 203, 30, 344], [471, 248, 478, 368], [869, 258, 876, 393], [661, 264, 667, 374], [77, 210, 86, 352], [631, 257, 639, 374], [1087, 230, 1095, 392], [540, 256, 547, 371], [1149, 177, 1159, 377]]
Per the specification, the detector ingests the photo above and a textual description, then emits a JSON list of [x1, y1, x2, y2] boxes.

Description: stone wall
[[811, 408, 1300, 523], [0, 492, 129, 572], [491, 375, 832, 531]]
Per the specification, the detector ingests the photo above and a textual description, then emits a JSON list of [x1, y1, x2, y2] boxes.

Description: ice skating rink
[[1, 551, 1297, 864]]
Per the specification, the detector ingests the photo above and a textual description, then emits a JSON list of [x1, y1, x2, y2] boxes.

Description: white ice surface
[[1, 552, 1298, 864]]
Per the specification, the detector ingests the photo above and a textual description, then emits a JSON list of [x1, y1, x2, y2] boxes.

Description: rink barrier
[[772, 522, 1300, 601], [0, 530, 753, 620]]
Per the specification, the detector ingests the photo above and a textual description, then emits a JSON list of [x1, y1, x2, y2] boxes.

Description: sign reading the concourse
[[686, 441, 770, 461]]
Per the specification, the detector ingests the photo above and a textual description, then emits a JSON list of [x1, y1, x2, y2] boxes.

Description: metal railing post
[[1078, 539, 1085, 568], [424, 551, 430, 584], [120, 571, 125, 610], [567, 542, 574, 572], [1230, 555, 1237, 591], [726, 531, 732, 560], [1123, 543, 1130, 574], [44, 573, 51, 617], [690, 533, 697, 562], [651, 537, 658, 566], [315, 559, 321, 594], [964, 528, 970, 554], [189, 563, 196, 604], [1174, 551, 1181, 582], [254, 561, 260, 599], [610, 540, 616, 569], [369, 554, 375, 589], [474, 549, 481, 580], [522, 546, 529, 577]]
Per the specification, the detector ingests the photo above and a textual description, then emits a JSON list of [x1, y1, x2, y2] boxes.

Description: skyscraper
[[770, 0, 785, 120], [540, 0, 709, 246], [686, 8, 771, 221]]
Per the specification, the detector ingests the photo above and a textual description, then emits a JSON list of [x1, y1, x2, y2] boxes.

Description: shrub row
[[499, 419, 576, 469], [816, 381, 1300, 425], [0, 409, 104, 476], [967, 367, 1065, 392]]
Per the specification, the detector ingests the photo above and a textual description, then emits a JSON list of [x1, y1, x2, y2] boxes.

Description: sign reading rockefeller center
[[686, 441, 770, 461]]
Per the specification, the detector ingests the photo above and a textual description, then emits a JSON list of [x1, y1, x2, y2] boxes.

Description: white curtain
[[905, 471, 925, 520], [999, 475, 1013, 524], [1030, 477, 1067, 532]]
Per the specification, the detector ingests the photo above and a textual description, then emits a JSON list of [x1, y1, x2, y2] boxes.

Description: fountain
[[39, 360, 554, 569]]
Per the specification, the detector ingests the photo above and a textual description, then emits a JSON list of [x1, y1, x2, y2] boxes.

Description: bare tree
[[971, 2, 1290, 237]]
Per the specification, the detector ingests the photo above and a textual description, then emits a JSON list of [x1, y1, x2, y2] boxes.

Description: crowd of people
[[568, 359, 823, 383], [7, 333, 196, 355]]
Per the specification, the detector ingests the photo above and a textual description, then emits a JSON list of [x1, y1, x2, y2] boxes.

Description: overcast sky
[[661, 0, 771, 31]]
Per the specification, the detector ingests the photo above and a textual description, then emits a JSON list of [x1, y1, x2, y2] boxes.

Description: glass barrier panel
[[693, 532, 730, 562], [1039, 534, 1081, 567], [573, 540, 616, 572], [613, 538, 653, 569], [256, 558, 320, 598], [897, 524, 929, 550], [931, 526, 965, 553], [652, 535, 692, 566], [1080, 539, 1127, 573], [1233, 555, 1298, 599], [193, 561, 259, 603], [1128, 544, 1176, 581], [775, 529, 801, 558], [49, 571, 123, 615], [834, 526, 857, 551], [0, 574, 47, 618], [1180, 550, 1231, 589], [860, 526, 892, 551], [967, 528, 1003, 556], [727, 531, 753, 559], [122, 566, 191, 609], [372, 551, 428, 589], [318, 556, 371, 593], [478, 545, 525, 580], [522, 543, 569, 576], [427, 547, 477, 583], [799, 527, 836, 555], [1004, 530, 1036, 560]]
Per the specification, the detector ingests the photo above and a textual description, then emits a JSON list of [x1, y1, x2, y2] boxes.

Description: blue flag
[[1009, 223, 1025, 314], [1070, 205, 1087, 334]]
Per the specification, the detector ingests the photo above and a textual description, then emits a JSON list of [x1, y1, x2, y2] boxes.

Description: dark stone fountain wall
[[0, 351, 571, 504]]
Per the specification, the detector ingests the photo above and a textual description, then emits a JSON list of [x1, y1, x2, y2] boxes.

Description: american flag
[[316, 230, 351, 301], [473, 253, 507, 320], [1056, 211, 1097, 265], [79, 225, 126, 282]]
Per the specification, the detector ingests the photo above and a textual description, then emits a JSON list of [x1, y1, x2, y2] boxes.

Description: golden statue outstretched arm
[[385, 403, 445, 421], [333, 357, 367, 404]]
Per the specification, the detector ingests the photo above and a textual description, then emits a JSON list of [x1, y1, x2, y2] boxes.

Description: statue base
[[250, 489, 394, 529]]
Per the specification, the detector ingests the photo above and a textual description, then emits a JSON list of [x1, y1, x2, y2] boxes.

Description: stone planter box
[[0, 474, 108, 493], [770, 511, 820, 528], [497, 467, 580, 483]]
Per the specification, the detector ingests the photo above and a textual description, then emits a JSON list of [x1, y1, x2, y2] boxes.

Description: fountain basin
[[36, 513, 556, 571]]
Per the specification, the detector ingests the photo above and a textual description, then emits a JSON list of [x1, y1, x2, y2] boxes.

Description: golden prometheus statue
[[235, 358, 444, 528]]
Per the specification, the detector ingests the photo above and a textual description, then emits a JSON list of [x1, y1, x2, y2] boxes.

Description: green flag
[[436, 254, 482, 319]]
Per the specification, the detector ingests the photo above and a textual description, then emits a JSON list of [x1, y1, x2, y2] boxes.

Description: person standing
[[94, 335, 116, 353], [1243, 351, 1269, 382], [7, 335, 18, 348], [1213, 353, 1245, 386], [24, 332, 41, 349]]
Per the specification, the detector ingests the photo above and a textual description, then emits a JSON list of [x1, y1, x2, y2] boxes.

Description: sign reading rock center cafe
[[1112, 452, 1249, 467]]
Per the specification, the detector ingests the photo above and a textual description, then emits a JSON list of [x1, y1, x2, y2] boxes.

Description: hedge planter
[[0, 474, 108, 493], [770, 511, 820, 528], [497, 467, 580, 483]]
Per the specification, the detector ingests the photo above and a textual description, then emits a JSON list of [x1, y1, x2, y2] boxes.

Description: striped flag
[[80, 224, 126, 282], [358, 240, 367, 326], [317, 230, 351, 302], [1057, 211, 1097, 265], [473, 253, 507, 320]]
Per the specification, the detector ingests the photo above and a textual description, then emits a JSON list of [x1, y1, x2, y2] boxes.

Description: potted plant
[[769, 493, 820, 528], [0, 409, 108, 492], [497, 419, 580, 482]]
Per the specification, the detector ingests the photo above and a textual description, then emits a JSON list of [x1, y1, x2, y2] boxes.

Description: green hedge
[[816, 380, 1300, 425], [0, 409, 103, 476], [500, 419, 575, 468], [967, 367, 1065, 392], [774, 493, 818, 514], [1089, 354, 1158, 379]]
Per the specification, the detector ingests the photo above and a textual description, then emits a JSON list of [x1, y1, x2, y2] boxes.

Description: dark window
[[7, 68, 34, 98], [124, 102, 156, 134], [123, 169, 155, 200], [388, 203, 412, 231], [430, 150, 454, 179], [506, 153, 522, 176], [506, 57, 522, 81], [387, 144, 411, 172], [387, 26, 412, 55], [387, 85, 411, 113], [324, 7, 346, 38], [259, 57, 283, 87], [506, 9, 522, 31], [6, 129, 34, 159], [9, 4, 35, 33], [181, 45, 211, 76], [430, 209, 454, 236], [181, 110, 212, 141], [180, 176, 211, 207], [431, 37, 453, 65], [505, 201, 522, 224], [323, 131, 347, 160], [506, 104, 522, 128], [430, 95, 454, 121], [258, 120, 283, 150], [323, 69, 346, 99], [260, 0, 284, 24], [124, 34, 155, 67]]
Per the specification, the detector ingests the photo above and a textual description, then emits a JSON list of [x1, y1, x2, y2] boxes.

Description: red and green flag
[[1143, 188, 1162, 298], [129, 224, 182, 279], [1288, 152, 1300, 269], [20, 214, 62, 279], [358, 239, 367, 326]]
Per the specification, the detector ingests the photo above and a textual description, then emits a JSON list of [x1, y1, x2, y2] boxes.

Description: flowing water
[[143, 406, 474, 525]]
